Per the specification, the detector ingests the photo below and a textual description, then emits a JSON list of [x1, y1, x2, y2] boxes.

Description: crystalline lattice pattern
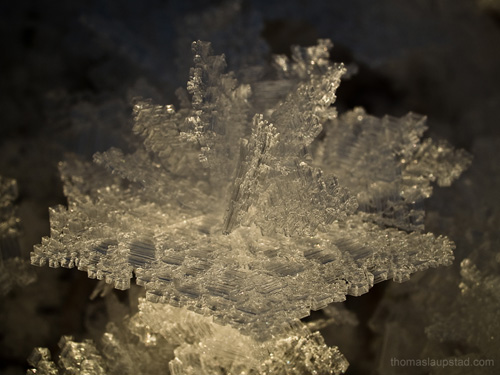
[[28, 297, 349, 375], [31, 40, 471, 338]]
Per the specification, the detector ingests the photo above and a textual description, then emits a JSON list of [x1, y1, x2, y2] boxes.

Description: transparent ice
[[30, 40, 471, 342], [28, 295, 349, 375]]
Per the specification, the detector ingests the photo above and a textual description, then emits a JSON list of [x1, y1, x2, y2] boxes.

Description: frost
[[0, 176, 21, 245], [368, 136, 497, 375], [28, 297, 348, 375], [0, 176, 35, 295], [318, 107, 472, 231], [426, 258, 500, 358], [31, 40, 470, 340]]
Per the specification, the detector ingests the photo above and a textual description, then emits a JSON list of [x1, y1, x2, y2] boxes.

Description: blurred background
[[1, 0, 499, 374]]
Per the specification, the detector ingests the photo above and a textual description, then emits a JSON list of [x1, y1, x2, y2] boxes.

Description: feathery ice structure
[[28, 296, 350, 375], [31, 40, 470, 339]]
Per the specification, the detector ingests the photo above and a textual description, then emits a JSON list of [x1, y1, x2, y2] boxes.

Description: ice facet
[[31, 40, 469, 339], [28, 297, 349, 375], [318, 107, 472, 231]]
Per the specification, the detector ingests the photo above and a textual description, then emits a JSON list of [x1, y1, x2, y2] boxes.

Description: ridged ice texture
[[32, 40, 469, 338], [28, 298, 349, 375], [317, 107, 472, 231]]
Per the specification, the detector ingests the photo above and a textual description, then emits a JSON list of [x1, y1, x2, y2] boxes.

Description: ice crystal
[[0, 176, 35, 295], [31, 40, 470, 339], [0, 176, 21, 249], [426, 258, 500, 366], [369, 250, 500, 375], [318, 107, 471, 231], [368, 136, 498, 375], [175, 0, 269, 81], [28, 296, 348, 375]]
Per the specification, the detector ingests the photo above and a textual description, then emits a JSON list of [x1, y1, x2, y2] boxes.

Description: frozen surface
[[31, 40, 471, 338]]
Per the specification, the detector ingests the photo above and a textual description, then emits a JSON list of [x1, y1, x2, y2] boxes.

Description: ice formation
[[369, 136, 499, 375], [0, 176, 21, 255], [370, 249, 500, 375], [0, 176, 35, 295], [28, 295, 348, 375], [426, 257, 500, 369], [30, 40, 471, 341]]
